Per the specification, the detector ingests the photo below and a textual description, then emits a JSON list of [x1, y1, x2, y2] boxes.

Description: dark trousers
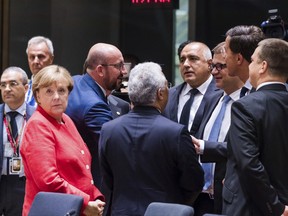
[[0, 175, 25, 216], [194, 193, 214, 216]]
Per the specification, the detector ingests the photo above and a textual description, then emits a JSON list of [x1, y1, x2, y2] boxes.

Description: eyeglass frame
[[210, 63, 227, 72], [101, 62, 129, 71], [0, 81, 24, 90]]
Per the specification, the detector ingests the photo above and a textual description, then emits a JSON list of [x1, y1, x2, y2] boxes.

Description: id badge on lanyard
[[3, 112, 26, 175], [9, 157, 22, 175]]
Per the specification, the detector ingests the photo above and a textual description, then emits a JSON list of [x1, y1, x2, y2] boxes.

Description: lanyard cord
[[3, 112, 26, 156]]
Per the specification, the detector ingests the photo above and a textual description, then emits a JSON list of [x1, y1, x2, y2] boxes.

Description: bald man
[[65, 43, 128, 187]]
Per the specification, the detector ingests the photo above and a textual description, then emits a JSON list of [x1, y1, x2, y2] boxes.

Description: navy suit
[[65, 73, 113, 187], [223, 84, 288, 216], [108, 94, 130, 119], [99, 106, 204, 216], [163, 79, 223, 137]]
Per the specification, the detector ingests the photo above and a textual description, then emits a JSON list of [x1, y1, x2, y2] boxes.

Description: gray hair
[[2, 66, 28, 85], [26, 36, 54, 55], [128, 62, 166, 105]]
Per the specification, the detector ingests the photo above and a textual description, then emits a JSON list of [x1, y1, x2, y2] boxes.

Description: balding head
[[83, 43, 125, 94], [85, 43, 123, 71]]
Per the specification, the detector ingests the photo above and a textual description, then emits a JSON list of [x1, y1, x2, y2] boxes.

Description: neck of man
[[7, 100, 24, 111]]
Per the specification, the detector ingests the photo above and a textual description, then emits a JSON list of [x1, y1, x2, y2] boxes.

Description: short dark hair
[[226, 25, 265, 62], [177, 40, 192, 60]]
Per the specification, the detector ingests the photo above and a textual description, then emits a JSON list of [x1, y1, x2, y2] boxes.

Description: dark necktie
[[240, 86, 249, 98], [7, 111, 18, 140], [202, 95, 231, 191], [179, 89, 199, 126]]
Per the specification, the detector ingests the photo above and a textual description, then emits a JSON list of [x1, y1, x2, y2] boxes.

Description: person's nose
[[53, 91, 60, 99], [4, 84, 12, 91], [183, 59, 190, 67], [121, 66, 127, 76], [211, 67, 219, 75], [33, 56, 40, 64]]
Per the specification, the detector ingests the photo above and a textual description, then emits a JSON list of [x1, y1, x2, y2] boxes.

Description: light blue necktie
[[202, 95, 231, 190]]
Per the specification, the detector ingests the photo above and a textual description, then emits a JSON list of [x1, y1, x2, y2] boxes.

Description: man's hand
[[83, 199, 105, 216], [191, 135, 201, 154]]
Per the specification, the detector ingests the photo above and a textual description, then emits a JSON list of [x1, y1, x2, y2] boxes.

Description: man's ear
[[259, 60, 268, 75], [237, 53, 244, 65], [157, 88, 164, 101]]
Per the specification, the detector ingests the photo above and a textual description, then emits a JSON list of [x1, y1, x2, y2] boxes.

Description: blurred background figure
[[20, 65, 105, 216], [25, 36, 54, 107]]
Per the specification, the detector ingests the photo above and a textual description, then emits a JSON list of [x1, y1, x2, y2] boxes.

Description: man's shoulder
[[108, 94, 130, 106]]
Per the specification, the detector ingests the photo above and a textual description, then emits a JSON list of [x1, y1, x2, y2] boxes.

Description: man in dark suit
[[0, 67, 35, 216], [108, 94, 130, 119], [163, 41, 223, 136], [65, 43, 128, 187], [163, 41, 222, 216], [222, 38, 288, 216], [192, 42, 244, 215], [99, 62, 204, 216]]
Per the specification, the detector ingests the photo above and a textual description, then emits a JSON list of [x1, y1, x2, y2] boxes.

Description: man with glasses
[[0, 67, 35, 216], [65, 43, 129, 188], [191, 42, 244, 215]]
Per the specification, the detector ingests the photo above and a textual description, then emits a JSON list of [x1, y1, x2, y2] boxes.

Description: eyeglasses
[[0, 81, 22, 89], [101, 62, 128, 71], [210, 63, 227, 71]]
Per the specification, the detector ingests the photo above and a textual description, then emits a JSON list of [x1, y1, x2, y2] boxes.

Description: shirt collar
[[4, 102, 26, 116], [256, 81, 286, 90], [183, 75, 213, 95], [225, 88, 242, 102]]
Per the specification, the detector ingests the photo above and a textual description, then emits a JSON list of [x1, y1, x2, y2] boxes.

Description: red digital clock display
[[130, 0, 179, 9]]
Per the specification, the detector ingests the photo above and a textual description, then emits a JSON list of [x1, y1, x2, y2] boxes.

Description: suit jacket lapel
[[83, 73, 107, 102], [169, 83, 185, 122], [191, 78, 221, 136]]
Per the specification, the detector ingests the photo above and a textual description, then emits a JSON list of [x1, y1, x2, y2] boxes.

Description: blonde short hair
[[32, 65, 73, 103]]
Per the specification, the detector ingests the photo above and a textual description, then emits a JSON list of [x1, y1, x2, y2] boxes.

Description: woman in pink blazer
[[21, 65, 105, 216]]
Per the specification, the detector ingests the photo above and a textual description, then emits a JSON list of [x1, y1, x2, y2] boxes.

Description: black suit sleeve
[[178, 128, 204, 205], [201, 140, 227, 163], [228, 101, 285, 215]]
